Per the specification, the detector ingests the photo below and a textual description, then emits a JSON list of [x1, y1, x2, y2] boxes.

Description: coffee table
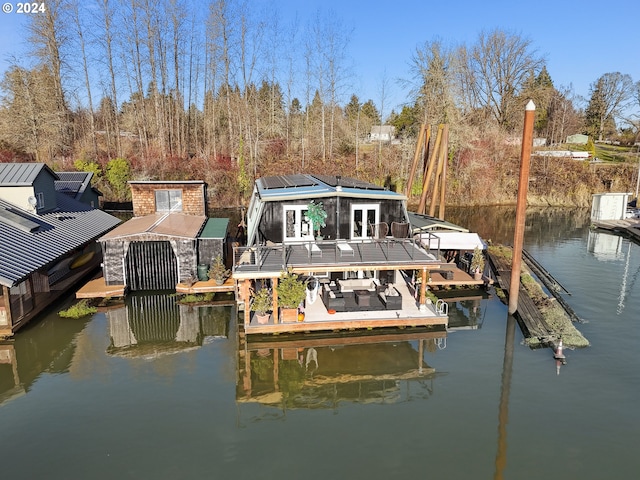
[[354, 289, 371, 306]]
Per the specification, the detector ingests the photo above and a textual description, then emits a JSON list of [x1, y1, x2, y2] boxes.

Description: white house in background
[[566, 134, 589, 145], [370, 125, 396, 142]]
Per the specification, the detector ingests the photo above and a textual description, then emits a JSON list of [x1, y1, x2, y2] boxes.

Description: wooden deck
[[175, 277, 235, 294], [427, 266, 490, 287], [592, 219, 640, 242], [241, 277, 448, 335], [76, 276, 127, 298]]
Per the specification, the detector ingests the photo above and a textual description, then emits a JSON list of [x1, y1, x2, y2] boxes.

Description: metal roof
[[0, 195, 121, 287], [99, 213, 206, 241], [0, 162, 58, 185], [256, 174, 404, 201], [199, 218, 229, 239], [408, 212, 469, 233]]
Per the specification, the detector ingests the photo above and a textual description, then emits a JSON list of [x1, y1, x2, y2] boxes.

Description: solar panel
[[260, 174, 317, 189], [311, 174, 385, 190], [0, 207, 40, 232]]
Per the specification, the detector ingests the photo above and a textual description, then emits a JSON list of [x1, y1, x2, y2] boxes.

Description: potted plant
[[470, 246, 485, 280], [250, 287, 273, 324], [208, 254, 230, 285], [277, 270, 307, 323], [305, 200, 327, 240]]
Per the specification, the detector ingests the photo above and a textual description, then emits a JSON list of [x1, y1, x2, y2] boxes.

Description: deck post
[[419, 267, 427, 310], [272, 277, 279, 324], [243, 279, 250, 327], [509, 100, 536, 314]]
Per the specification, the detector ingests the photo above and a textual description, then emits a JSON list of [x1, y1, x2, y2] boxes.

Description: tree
[[460, 29, 545, 130], [105, 157, 131, 201], [585, 72, 635, 141]]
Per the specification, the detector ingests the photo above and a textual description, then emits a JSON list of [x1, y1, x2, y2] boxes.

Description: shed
[[591, 193, 630, 221], [198, 218, 230, 266]]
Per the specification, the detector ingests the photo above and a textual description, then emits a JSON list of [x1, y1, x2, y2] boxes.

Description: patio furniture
[[336, 241, 354, 257], [305, 242, 322, 257], [369, 222, 389, 247], [322, 284, 345, 309], [391, 221, 410, 239], [354, 289, 372, 306], [378, 286, 402, 309]]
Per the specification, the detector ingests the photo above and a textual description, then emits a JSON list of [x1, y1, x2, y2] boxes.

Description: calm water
[[1, 207, 638, 479]]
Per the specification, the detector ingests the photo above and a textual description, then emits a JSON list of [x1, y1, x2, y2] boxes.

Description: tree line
[[0, 0, 638, 205]]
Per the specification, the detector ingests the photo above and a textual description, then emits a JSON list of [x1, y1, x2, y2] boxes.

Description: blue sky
[[1, 0, 638, 115]]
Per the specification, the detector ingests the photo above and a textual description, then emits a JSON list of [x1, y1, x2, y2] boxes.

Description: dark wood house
[[235, 174, 449, 335]]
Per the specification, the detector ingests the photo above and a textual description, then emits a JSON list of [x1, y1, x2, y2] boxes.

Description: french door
[[350, 203, 379, 240]]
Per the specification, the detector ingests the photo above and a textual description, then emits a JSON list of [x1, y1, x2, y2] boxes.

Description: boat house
[[0, 163, 121, 337], [234, 174, 449, 334], [98, 181, 230, 291]]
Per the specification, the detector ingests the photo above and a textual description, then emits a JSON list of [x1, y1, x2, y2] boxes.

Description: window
[[37, 192, 45, 209], [155, 190, 182, 212], [283, 205, 313, 241]]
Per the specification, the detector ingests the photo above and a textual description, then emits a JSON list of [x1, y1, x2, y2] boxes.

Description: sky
[[1, 0, 638, 116]]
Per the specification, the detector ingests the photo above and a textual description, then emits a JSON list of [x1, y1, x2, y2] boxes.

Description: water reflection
[[0, 314, 89, 406], [237, 329, 445, 412], [587, 230, 625, 261], [106, 292, 230, 358]]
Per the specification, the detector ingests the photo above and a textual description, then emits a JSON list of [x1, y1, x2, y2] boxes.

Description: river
[[1, 207, 638, 479]]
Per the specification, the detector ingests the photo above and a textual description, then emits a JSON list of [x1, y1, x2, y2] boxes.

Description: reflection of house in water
[[0, 313, 89, 406], [237, 329, 445, 411], [587, 230, 625, 261], [106, 293, 231, 358]]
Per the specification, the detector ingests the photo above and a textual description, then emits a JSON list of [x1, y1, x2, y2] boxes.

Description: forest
[[0, 0, 639, 208]]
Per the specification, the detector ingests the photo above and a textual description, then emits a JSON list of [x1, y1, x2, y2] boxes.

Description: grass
[[58, 299, 97, 319]]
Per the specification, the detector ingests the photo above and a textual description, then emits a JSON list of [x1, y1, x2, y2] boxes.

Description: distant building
[[533, 138, 547, 147], [370, 125, 396, 142], [566, 134, 589, 145]]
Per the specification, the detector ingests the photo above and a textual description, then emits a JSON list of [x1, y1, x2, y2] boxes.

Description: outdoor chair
[[369, 222, 389, 248], [391, 221, 410, 240]]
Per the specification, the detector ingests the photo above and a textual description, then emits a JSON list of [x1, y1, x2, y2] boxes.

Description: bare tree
[[460, 29, 545, 130], [586, 72, 635, 141]]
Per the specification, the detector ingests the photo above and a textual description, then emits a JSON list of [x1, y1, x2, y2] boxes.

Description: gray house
[[0, 163, 121, 337]]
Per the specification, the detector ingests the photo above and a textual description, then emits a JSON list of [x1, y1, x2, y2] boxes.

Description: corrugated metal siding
[[0, 195, 121, 287]]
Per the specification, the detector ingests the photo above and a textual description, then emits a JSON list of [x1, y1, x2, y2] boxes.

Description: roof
[[55, 172, 102, 199], [0, 163, 58, 186], [0, 194, 121, 287], [99, 212, 206, 241], [408, 212, 469, 233], [255, 174, 405, 201], [199, 218, 229, 239], [419, 232, 486, 251]]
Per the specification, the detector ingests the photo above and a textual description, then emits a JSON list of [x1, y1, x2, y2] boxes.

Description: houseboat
[[0, 163, 121, 337], [233, 174, 449, 334]]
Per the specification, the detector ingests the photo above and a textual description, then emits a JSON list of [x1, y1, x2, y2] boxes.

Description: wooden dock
[[76, 276, 127, 299], [592, 219, 640, 242]]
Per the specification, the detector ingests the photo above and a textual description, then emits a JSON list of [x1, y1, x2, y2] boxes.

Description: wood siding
[[130, 182, 206, 217]]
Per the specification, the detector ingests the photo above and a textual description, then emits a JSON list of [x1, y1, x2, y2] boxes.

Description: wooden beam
[[417, 124, 443, 215], [438, 125, 449, 220], [405, 123, 427, 197], [420, 267, 427, 306], [272, 277, 279, 324]]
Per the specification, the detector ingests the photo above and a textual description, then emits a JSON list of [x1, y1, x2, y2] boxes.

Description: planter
[[197, 264, 209, 281], [280, 308, 299, 323], [255, 312, 270, 324], [473, 271, 483, 281]]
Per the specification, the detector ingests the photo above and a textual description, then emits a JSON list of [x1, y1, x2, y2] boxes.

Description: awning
[[419, 232, 486, 251]]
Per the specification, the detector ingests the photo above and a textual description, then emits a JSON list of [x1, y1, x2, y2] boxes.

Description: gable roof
[[0, 163, 58, 186], [0, 194, 121, 287]]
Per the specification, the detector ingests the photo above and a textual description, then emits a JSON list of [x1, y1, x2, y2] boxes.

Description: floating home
[[98, 181, 230, 292], [234, 174, 449, 334], [0, 163, 121, 337]]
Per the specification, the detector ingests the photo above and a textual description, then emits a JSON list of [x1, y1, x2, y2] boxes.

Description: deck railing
[[232, 236, 440, 274]]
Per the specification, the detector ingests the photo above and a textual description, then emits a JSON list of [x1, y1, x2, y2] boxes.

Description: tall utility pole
[[508, 100, 536, 314]]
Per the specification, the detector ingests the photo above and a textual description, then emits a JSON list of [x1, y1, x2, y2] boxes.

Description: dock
[[486, 246, 588, 348], [591, 219, 640, 243]]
